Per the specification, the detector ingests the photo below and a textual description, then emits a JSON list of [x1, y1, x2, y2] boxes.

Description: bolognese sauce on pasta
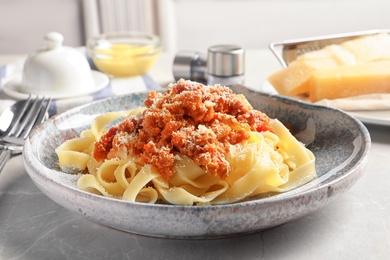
[[56, 79, 316, 205]]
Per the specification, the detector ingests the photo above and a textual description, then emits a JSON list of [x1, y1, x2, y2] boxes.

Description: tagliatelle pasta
[[55, 80, 316, 205]]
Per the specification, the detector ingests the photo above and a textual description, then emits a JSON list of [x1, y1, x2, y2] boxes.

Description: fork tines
[[6, 95, 52, 144]]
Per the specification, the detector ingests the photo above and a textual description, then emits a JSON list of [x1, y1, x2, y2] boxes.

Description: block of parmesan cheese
[[268, 45, 356, 96], [268, 33, 390, 99], [297, 44, 356, 64], [309, 60, 390, 102], [340, 33, 390, 63]]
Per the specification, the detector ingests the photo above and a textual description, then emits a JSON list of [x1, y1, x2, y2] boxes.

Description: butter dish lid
[[20, 32, 96, 96]]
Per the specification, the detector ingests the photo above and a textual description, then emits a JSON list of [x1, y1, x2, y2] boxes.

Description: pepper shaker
[[207, 45, 245, 86], [172, 50, 207, 83]]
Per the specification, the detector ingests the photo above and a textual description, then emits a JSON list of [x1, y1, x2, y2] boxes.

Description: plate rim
[[3, 70, 110, 100]]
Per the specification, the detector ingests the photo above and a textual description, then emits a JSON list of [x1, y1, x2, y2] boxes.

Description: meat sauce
[[94, 80, 271, 180]]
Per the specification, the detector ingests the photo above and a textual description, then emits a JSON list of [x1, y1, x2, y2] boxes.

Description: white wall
[[1, 0, 389, 55], [162, 0, 390, 53], [0, 0, 157, 55], [0, 0, 84, 54]]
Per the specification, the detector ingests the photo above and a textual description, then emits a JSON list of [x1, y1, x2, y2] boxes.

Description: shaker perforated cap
[[207, 45, 244, 76]]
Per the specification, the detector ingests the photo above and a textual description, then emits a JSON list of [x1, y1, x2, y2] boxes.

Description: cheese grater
[[269, 29, 390, 68]]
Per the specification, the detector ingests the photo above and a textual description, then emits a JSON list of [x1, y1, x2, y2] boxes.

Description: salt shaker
[[207, 45, 245, 86]]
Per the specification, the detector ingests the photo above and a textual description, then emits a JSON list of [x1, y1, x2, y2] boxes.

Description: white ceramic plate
[[23, 86, 371, 239], [261, 81, 390, 126], [3, 70, 110, 99], [348, 110, 390, 126]]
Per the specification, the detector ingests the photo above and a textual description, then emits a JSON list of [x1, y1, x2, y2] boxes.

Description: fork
[[0, 96, 52, 173]]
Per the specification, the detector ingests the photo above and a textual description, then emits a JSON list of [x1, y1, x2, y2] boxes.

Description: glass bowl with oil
[[87, 31, 161, 77]]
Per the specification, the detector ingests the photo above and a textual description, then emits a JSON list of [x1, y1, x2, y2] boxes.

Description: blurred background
[[0, 0, 389, 54]]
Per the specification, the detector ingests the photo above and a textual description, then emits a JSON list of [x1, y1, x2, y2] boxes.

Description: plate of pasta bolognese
[[23, 80, 370, 239]]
